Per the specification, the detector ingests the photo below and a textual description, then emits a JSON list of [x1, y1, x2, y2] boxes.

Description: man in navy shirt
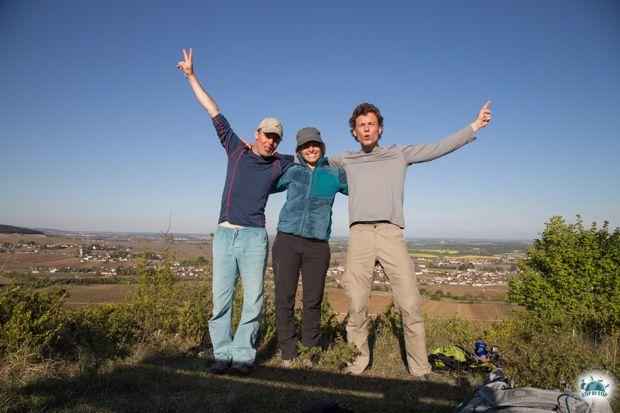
[[178, 49, 293, 375]]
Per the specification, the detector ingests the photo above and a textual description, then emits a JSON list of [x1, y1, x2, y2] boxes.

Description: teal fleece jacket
[[272, 156, 348, 241]]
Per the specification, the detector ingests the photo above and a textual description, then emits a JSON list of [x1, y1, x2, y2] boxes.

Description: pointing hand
[[472, 100, 492, 131]]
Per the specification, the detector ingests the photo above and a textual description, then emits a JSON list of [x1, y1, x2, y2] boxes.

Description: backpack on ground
[[428, 344, 497, 372], [454, 369, 612, 413]]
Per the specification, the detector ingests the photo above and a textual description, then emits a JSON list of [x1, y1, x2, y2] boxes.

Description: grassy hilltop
[[0, 216, 618, 412]]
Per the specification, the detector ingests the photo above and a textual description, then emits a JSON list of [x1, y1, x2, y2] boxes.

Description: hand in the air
[[176, 48, 193, 79], [472, 100, 492, 131]]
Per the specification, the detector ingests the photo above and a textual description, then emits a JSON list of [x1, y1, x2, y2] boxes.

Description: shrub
[[508, 216, 620, 336], [125, 250, 182, 339], [425, 315, 481, 351], [0, 285, 67, 357], [67, 303, 139, 358], [177, 284, 212, 343], [486, 315, 619, 390]]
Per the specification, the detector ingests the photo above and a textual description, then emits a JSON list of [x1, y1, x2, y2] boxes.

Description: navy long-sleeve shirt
[[213, 114, 293, 227]]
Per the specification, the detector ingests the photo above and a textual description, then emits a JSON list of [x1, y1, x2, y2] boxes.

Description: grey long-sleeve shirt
[[329, 125, 477, 229]]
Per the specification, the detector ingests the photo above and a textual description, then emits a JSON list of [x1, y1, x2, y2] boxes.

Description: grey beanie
[[296, 127, 324, 150]]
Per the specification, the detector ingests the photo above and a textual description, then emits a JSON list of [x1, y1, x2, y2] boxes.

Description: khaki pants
[[343, 222, 431, 376]]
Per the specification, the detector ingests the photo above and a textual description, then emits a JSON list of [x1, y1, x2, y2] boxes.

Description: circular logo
[[577, 370, 615, 401]]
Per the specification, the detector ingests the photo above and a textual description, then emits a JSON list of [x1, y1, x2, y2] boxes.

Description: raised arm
[[402, 100, 493, 164], [177, 48, 220, 118]]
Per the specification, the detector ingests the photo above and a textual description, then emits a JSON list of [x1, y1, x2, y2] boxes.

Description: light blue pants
[[209, 226, 268, 365]]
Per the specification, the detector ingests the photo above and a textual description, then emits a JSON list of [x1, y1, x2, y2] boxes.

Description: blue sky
[[1, 0, 619, 239]]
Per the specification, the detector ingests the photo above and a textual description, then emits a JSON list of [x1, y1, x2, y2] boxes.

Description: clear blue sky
[[1, 0, 619, 239]]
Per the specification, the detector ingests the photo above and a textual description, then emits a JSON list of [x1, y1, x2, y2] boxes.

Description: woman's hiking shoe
[[228, 362, 253, 376], [208, 360, 230, 375]]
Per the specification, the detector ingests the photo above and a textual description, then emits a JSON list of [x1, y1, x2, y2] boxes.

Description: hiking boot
[[208, 360, 230, 375], [345, 355, 368, 375], [282, 358, 296, 369], [411, 374, 431, 382], [228, 362, 253, 376], [345, 364, 366, 376], [308, 352, 321, 366]]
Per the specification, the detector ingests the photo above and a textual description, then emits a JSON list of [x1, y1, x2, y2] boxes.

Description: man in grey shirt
[[329, 101, 492, 379]]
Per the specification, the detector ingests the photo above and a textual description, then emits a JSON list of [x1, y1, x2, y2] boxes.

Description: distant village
[[1, 236, 525, 287]]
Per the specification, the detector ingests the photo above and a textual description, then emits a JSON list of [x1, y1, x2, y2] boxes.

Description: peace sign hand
[[176, 48, 194, 79], [472, 100, 492, 131]]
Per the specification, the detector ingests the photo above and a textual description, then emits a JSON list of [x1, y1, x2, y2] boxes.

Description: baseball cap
[[258, 117, 283, 139], [296, 127, 324, 149]]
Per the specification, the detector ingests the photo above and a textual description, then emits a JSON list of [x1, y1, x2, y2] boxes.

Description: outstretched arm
[[177, 48, 220, 119], [402, 100, 493, 164]]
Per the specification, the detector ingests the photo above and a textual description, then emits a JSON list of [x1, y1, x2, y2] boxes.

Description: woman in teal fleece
[[271, 127, 347, 367]]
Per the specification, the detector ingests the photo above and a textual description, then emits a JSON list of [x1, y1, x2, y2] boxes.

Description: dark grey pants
[[272, 232, 330, 361]]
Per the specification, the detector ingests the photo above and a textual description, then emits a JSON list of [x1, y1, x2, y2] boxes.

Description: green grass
[[1, 343, 484, 413]]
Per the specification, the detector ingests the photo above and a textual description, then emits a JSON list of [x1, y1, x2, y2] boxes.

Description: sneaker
[[208, 360, 230, 375], [282, 359, 296, 369], [228, 362, 253, 376]]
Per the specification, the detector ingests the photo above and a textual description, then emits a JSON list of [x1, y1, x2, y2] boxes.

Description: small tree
[[508, 216, 620, 336]]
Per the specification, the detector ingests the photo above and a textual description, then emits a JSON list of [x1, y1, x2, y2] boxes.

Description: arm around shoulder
[[327, 153, 345, 170], [271, 167, 292, 194], [336, 166, 348, 195]]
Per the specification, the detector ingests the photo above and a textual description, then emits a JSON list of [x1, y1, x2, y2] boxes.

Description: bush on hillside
[[485, 315, 619, 391], [0, 286, 67, 358], [508, 216, 620, 336]]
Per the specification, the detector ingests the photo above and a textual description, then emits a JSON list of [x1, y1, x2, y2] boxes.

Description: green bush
[[425, 315, 481, 350], [0, 285, 67, 357], [177, 284, 212, 343], [0, 248, 215, 361], [509, 216, 620, 336], [125, 250, 182, 338], [486, 314, 619, 390], [67, 303, 139, 358]]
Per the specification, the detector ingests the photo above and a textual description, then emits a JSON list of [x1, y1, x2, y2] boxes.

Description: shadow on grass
[[12, 352, 477, 413]]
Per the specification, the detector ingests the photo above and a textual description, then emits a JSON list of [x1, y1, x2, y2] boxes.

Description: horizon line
[[20, 226, 534, 242]]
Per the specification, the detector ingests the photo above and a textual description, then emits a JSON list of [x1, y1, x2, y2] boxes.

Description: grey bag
[[455, 370, 612, 413]]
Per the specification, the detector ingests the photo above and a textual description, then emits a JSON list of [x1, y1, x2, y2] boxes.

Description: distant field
[[410, 251, 498, 259], [323, 288, 515, 321], [47, 282, 516, 322], [0, 233, 214, 272], [419, 284, 508, 299], [415, 249, 460, 254], [453, 255, 500, 260], [409, 253, 439, 258]]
